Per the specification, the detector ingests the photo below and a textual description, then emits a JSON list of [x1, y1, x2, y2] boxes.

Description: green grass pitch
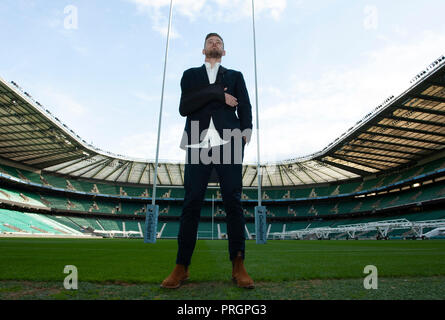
[[0, 238, 444, 300]]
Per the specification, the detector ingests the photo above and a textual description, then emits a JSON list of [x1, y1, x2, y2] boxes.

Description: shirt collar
[[205, 62, 221, 70]]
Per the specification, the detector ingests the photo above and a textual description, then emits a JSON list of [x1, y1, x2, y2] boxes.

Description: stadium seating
[[1, 155, 444, 240], [1, 156, 443, 201], [0, 209, 81, 235], [158, 221, 181, 238], [124, 220, 142, 233]]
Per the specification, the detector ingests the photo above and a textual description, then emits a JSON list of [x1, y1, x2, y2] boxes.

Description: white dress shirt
[[186, 62, 230, 148], [206, 61, 220, 84]]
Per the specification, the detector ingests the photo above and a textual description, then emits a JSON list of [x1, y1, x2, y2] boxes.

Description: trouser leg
[[215, 162, 246, 261], [176, 161, 212, 266]]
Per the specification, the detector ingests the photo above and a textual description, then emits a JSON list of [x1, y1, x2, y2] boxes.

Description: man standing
[[161, 33, 254, 289]]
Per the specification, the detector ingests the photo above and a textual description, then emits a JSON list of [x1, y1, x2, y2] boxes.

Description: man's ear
[[222, 50, 226, 57], [202, 49, 206, 55]]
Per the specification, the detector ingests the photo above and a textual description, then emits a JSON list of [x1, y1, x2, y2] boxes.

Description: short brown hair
[[204, 33, 224, 48]]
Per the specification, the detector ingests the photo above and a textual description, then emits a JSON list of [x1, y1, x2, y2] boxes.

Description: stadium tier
[[2, 206, 443, 240], [1, 154, 444, 240], [1, 55, 445, 240], [1, 156, 444, 201]]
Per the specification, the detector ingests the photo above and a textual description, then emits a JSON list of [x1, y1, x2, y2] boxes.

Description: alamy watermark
[[64, 5, 78, 30], [63, 265, 78, 290], [184, 122, 251, 165], [363, 5, 378, 30], [363, 265, 378, 290]]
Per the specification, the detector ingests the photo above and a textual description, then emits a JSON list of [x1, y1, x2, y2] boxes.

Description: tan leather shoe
[[232, 253, 254, 289], [160, 264, 189, 289]]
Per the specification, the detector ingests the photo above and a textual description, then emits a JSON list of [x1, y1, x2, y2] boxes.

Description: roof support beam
[[113, 162, 131, 182], [126, 161, 135, 183], [138, 163, 150, 184], [394, 106, 445, 117], [334, 153, 404, 165], [36, 154, 86, 169], [346, 143, 419, 156], [356, 137, 436, 151], [281, 165, 296, 186], [65, 158, 109, 176], [165, 163, 173, 185], [151, 163, 162, 186], [178, 163, 184, 185], [51, 155, 96, 173], [78, 159, 111, 178], [300, 163, 329, 183], [18, 149, 80, 164], [299, 164, 318, 184], [248, 167, 258, 187], [372, 124, 445, 138], [330, 155, 387, 171], [385, 115, 445, 127], [0, 146, 76, 156], [0, 128, 53, 135], [0, 142, 62, 149], [320, 159, 371, 176], [362, 131, 445, 146], [425, 80, 445, 87], [0, 136, 53, 144], [410, 94, 445, 104], [0, 112, 41, 118], [103, 161, 127, 181], [315, 160, 355, 179], [338, 148, 413, 161], [285, 166, 307, 185], [278, 165, 284, 186], [90, 159, 114, 179], [0, 121, 48, 128], [264, 166, 273, 186]]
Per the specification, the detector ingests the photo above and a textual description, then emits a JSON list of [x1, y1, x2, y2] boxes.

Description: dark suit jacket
[[179, 64, 253, 150]]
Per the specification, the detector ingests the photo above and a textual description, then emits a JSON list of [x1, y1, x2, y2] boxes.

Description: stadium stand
[[1, 154, 444, 239], [1, 55, 445, 240]]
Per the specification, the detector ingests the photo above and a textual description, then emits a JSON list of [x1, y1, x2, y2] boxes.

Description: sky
[[1, 0, 444, 165]]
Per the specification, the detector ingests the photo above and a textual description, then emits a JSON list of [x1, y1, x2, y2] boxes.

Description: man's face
[[203, 36, 225, 59]]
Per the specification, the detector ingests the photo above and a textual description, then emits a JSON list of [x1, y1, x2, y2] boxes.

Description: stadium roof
[[313, 55, 445, 177], [1, 55, 444, 187]]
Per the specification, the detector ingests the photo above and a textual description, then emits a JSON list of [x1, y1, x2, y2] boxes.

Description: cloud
[[147, 5, 181, 39], [127, 0, 186, 38], [205, 0, 287, 21], [132, 91, 159, 103], [253, 30, 445, 162], [73, 46, 89, 57], [28, 85, 91, 143], [127, 0, 287, 37], [117, 123, 186, 161], [112, 30, 445, 164], [37, 86, 88, 119]]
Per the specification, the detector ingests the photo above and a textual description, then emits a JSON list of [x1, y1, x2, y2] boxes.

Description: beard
[[205, 47, 223, 59]]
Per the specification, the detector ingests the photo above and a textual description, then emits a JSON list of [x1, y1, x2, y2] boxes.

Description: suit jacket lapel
[[200, 64, 210, 85], [199, 64, 226, 85], [216, 66, 227, 85]]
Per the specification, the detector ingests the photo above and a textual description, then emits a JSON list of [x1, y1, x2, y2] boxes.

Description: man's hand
[[224, 88, 238, 108]]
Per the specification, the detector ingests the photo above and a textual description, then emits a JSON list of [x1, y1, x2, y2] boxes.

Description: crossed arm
[[179, 84, 238, 117]]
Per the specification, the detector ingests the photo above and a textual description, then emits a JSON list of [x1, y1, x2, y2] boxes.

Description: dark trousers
[[176, 140, 246, 266]]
